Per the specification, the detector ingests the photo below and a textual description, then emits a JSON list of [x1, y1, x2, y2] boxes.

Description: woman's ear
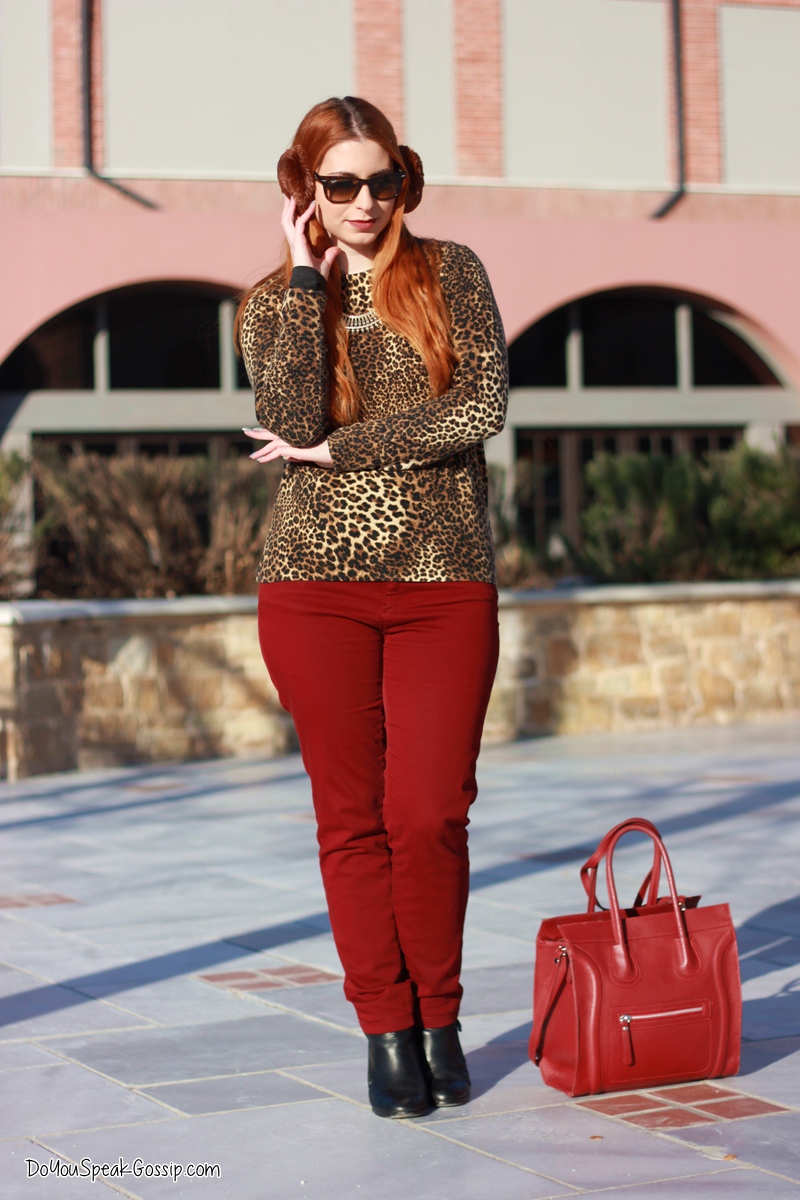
[[277, 145, 316, 211], [398, 146, 424, 213]]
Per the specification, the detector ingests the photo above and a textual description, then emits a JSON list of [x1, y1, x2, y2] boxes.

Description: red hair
[[234, 96, 458, 428]]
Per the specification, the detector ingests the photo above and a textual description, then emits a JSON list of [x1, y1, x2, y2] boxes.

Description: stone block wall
[[485, 583, 800, 742], [2, 583, 800, 780], [0, 599, 294, 780]]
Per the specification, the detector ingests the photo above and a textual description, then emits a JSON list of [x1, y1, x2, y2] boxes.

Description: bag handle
[[581, 818, 699, 982], [581, 818, 661, 912]]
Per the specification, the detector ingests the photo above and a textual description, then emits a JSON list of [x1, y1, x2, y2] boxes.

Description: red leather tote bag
[[529, 818, 741, 1097]]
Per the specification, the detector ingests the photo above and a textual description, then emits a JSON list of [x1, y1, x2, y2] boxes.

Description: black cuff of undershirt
[[289, 266, 326, 292]]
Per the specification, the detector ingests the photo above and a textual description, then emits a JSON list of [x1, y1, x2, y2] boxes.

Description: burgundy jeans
[[258, 581, 499, 1034]]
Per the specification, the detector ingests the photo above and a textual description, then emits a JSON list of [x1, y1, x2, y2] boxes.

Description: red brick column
[[51, 0, 103, 169], [52, 0, 82, 167], [682, 0, 722, 184], [88, 0, 104, 169], [353, 0, 404, 140], [682, 0, 800, 187], [454, 0, 503, 177]]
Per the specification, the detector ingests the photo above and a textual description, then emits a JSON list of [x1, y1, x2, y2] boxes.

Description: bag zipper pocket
[[619, 1004, 707, 1067]]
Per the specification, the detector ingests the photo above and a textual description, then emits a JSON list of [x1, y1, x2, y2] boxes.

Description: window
[[582, 295, 677, 387], [508, 290, 779, 391], [516, 428, 742, 547], [108, 292, 221, 390], [504, 288, 785, 549]]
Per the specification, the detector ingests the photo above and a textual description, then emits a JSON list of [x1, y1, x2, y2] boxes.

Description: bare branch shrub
[[0, 452, 32, 599], [34, 450, 209, 598], [199, 458, 282, 594]]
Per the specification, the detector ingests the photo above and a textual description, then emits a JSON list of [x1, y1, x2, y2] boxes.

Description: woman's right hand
[[281, 196, 341, 280]]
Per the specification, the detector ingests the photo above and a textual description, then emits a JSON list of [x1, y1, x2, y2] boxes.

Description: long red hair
[[234, 96, 458, 428]]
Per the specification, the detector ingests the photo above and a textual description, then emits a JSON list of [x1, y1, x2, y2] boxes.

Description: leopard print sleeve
[[240, 278, 330, 447], [326, 242, 508, 472]]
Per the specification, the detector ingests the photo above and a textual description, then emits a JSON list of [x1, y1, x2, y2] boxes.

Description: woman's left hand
[[243, 427, 333, 468]]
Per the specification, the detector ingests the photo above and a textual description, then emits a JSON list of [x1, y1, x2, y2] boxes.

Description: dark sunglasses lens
[[326, 179, 360, 203], [369, 174, 402, 200]]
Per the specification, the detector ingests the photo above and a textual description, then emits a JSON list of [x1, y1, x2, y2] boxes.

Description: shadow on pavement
[[2, 769, 799, 1043]]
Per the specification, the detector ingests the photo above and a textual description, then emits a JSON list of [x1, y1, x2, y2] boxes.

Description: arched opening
[[509, 289, 781, 391], [498, 287, 795, 550], [0, 282, 254, 459], [0, 283, 251, 394]]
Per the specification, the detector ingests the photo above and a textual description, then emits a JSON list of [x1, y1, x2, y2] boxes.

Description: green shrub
[[576, 443, 800, 583]]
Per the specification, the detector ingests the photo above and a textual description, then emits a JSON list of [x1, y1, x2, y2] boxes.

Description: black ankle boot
[[366, 1029, 430, 1118], [418, 1021, 471, 1107]]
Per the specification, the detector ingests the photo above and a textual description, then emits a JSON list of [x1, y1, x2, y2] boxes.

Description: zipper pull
[[620, 1014, 634, 1066]]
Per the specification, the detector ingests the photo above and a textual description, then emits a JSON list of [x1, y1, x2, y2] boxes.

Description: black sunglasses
[[313, 171, 406, 204]]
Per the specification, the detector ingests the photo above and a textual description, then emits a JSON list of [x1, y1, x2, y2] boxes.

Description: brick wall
[[51, 0, 103, 169], [51, 0, 82, 167], [454, 0, 503, 177], [39, 0, 800, 194], [354, 0, 404, 141]]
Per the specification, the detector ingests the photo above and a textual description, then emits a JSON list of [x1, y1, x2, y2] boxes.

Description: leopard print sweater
[[240, 240, 508, 582]]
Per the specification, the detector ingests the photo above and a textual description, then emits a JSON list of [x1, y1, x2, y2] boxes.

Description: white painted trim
[[499, 580, 800, 607], [3, 581, 800, 625], [0, 596, 258, 625], [507, 388, 800, 427], [1, 391, 256, 433]]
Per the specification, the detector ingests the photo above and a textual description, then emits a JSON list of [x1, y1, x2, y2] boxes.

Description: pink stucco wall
[[2, 204, 800, 385]]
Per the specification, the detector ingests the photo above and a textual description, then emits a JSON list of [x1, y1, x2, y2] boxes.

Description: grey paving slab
[[0, 965, 153, 1041], [139, 1069, 329, 1115], [459, 1011, 532, 1049], [738, 1037, 800, 1107], [459, 962, 534, 1016], [69, 975, 272, 1026], [2, 1140, 121, 1200], [288, 1042, 558, 1120], [430, 1104, 727, 1190], [422, 1050, 561, 1122], [1, 723, 800, 1198], [580, 1167, 800, 1197], [0, 1042, 58, 1071], [43, 1100, 578, 1200], [251, 979, 358, 1031], [51, 1012, 363, 1086], [672, 1111, 800, 1184], [754, 939, 800, 969], [741, 963, 800, 1040], [0, 1061, 167, 1139]]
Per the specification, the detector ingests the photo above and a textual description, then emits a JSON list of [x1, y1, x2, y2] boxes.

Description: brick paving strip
[[0, 893, 76, 908], [197, 965, 344, 992], [577, 1081, 791, 1130]]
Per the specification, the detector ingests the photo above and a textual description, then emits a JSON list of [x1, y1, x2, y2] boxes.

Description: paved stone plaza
[[1, 721, 799, 1198]]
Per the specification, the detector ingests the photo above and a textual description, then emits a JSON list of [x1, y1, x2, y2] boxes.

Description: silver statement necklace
[[343, 309, 380, 332]]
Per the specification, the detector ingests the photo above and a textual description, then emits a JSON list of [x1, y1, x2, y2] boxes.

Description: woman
[[237, 96, 508, 1119]]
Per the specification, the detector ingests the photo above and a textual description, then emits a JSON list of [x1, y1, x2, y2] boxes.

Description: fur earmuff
[[277, 145, 315, 212], [399, 146, 424, 213]]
